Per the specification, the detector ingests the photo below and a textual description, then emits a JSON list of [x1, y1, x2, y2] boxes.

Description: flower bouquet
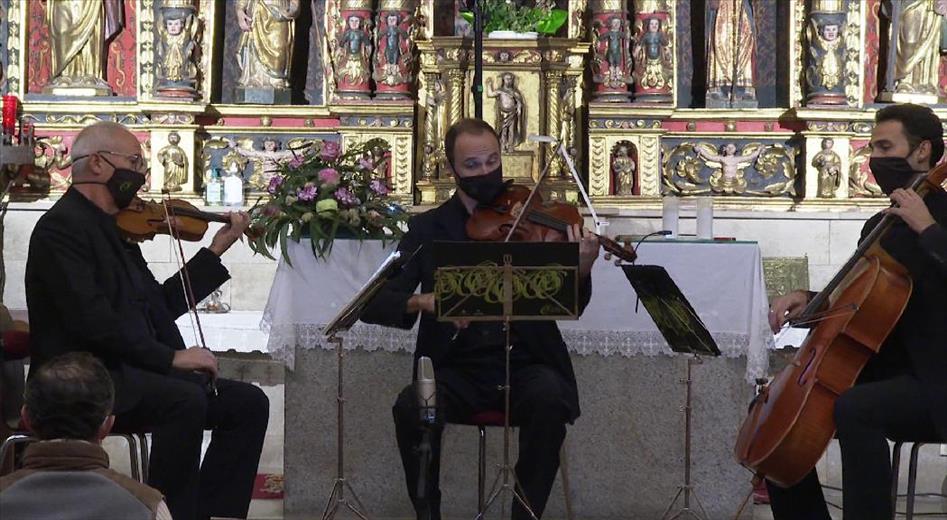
[[248, 137, 407, 262]]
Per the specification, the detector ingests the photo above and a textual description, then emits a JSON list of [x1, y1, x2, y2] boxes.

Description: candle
[[697, 196, 714, 240], [2, 95, 19, 136], [662, 196, 679, 239]]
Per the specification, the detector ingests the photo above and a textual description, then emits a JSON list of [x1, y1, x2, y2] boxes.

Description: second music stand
[[622, 264, 720, 520]]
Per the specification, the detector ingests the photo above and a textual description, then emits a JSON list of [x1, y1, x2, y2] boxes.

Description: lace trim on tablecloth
[[263, 321, 770, 382]]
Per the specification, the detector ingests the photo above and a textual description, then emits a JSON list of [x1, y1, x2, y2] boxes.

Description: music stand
[[622, 264, 720, 520], [433, 241, 580, 520], [319, 247, 418, 520]]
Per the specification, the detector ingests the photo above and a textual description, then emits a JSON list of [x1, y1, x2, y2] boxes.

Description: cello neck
[[800, 162, 947, 320]]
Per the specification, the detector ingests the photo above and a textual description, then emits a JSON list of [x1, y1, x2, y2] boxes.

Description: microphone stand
[[416, 402, 437, 520], [468, 0, 484, 118]]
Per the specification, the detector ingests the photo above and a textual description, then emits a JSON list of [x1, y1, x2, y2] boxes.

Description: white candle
[[697, 196, 714, 240], [662, 196, 679, 239]]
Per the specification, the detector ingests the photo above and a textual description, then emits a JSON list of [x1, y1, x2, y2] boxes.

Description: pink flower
[[320, 141, 341, 161], [297, 183, 318, 202], [266, 175, 284, 194], [369, 178, 390, 196], [318, 168, 340, 186], [262, 203, 280, 217]]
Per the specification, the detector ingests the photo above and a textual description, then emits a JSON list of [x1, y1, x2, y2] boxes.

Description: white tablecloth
[[262, 239, 774, 381]]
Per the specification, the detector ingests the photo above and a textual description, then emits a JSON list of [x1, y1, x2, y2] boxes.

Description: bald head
[[71, 122, 142, 180]]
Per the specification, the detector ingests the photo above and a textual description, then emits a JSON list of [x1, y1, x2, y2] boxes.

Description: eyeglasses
[[73, 150, 145, 172]]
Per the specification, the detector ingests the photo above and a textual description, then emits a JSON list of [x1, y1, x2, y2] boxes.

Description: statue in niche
[[812, 138, 842, 198], [370, 144, 392, 180], [44, 0, 124, 94], [879, 0, 947, 101], [486, 73, 526, 153], [425, 78, 447, 143], [156, 6, 199, 97], [235, 0, 301, 95], [559, 80, 577, 155], [158, 132, 189, 193], [697, 143, 763, 194], [806, 18, 846, 103], [226, 137, 297, 190], [334, 14, 373, 87], [706, 0, 757, 108], [612, 144, 637, 195], [375, 12, 411, 86], [420, 143, 442, 180], [633, 16, 673, 91]]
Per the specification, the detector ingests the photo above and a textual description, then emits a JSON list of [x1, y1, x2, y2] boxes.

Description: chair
[[460, 410, 574, 519], [0, 326, 150, 483], [891, 441, 947, 519]]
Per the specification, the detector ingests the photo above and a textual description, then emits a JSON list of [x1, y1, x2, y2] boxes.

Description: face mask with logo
[[74, 166, 146, 209], [456, 165, 507, 205], [869, 149, 925, 196]]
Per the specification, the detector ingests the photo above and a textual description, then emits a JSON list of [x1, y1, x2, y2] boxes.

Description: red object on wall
[[1, 95, 18, 135]]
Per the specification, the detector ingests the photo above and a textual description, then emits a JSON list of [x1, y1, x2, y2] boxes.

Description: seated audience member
[[0, 352, 171, 520]]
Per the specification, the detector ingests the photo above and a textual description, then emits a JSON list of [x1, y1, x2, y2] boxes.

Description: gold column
[[544, 69, 563, 176], [447, 69, 465, 129]]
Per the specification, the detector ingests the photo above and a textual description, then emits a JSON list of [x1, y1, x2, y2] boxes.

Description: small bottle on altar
[[222, 163, 244, 207], [205, 168, 222, 207]]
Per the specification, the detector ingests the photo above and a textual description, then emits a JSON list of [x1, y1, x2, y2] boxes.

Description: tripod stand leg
[[343, 479, 371, 519], [321, 479, 342, 520], [661, 486, 685, 519]]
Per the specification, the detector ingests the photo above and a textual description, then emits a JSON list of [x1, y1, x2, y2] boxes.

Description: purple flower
[[320, 141, 341, 161], [334, 187, 361, 207], [266, 175, 284, 194], [288, 156, 305, 169], [318, 168, 340, 187], [297, 183, 318, 202], [369, 179, 391, 196], [359, 157, 374, 171]]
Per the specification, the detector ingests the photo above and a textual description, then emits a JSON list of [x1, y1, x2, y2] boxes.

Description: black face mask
[[74, 167, 146, 209], [456, 165, 507, 205], [869, 155, 924, 196]]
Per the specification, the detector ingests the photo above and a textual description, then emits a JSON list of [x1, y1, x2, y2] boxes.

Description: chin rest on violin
[[116, 197, 252, 242], [466, 184, 637, 263]]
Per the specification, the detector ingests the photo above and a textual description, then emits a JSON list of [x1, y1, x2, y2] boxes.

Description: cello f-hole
[[797, 347, 818, 386]]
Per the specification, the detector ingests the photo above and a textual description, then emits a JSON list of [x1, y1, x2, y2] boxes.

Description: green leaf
[[279, 227, 292, 268], [536, 9, 567, 35], [460, 10, 474, 25]]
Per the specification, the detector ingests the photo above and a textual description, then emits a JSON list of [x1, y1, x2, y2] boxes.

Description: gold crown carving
[[379, 0, 412, 11], [161, 0, 195, 9], [342, 0, 373, 10]]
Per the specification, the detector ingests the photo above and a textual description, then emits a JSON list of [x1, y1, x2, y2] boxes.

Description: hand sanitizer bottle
[[223, 163, 244, 207], [205, 168, 222, 207]]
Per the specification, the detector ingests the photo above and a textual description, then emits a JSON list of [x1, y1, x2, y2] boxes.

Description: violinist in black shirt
[[361, 119, 600, 519]]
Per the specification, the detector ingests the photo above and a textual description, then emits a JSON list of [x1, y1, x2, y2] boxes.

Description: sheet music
[[322, 248, 408, 337]]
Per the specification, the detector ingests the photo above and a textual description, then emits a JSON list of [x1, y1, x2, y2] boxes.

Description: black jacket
[[860, 190, 947, 439], [25, 188, 229, 413], [360, 195, 592, 423]]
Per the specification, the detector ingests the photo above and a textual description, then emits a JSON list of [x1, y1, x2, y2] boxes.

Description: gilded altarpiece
[[1, 0, 946, 212]]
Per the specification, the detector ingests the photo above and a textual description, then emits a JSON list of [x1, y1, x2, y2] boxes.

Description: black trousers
[[393, 363, 569, 520], [767, 375, 941, 520], [113, 369, 270, 520]]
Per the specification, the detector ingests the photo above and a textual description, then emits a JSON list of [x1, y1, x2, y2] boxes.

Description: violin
[[116, 197, 250, 242], [466, 184, 637, 263]]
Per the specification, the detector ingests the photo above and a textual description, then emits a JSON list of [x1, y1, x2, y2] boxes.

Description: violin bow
[[160, 192, 217, 395]]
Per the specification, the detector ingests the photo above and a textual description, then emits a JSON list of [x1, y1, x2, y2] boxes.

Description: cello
[[734, 162, 947, 487]]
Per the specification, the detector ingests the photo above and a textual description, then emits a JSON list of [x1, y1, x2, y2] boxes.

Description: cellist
[[25, 121, 269, 520], [766, 104, 947, 519]]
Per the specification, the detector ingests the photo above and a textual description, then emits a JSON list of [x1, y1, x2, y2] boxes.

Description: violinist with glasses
[[25, 121, 269, 520]]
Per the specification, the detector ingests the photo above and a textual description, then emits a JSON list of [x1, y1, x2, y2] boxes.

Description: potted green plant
[[461, 0, 568, 39]]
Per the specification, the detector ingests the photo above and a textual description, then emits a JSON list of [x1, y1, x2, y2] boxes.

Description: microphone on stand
[[416, 356, 437, 506], [417, 356, 436, 424]]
